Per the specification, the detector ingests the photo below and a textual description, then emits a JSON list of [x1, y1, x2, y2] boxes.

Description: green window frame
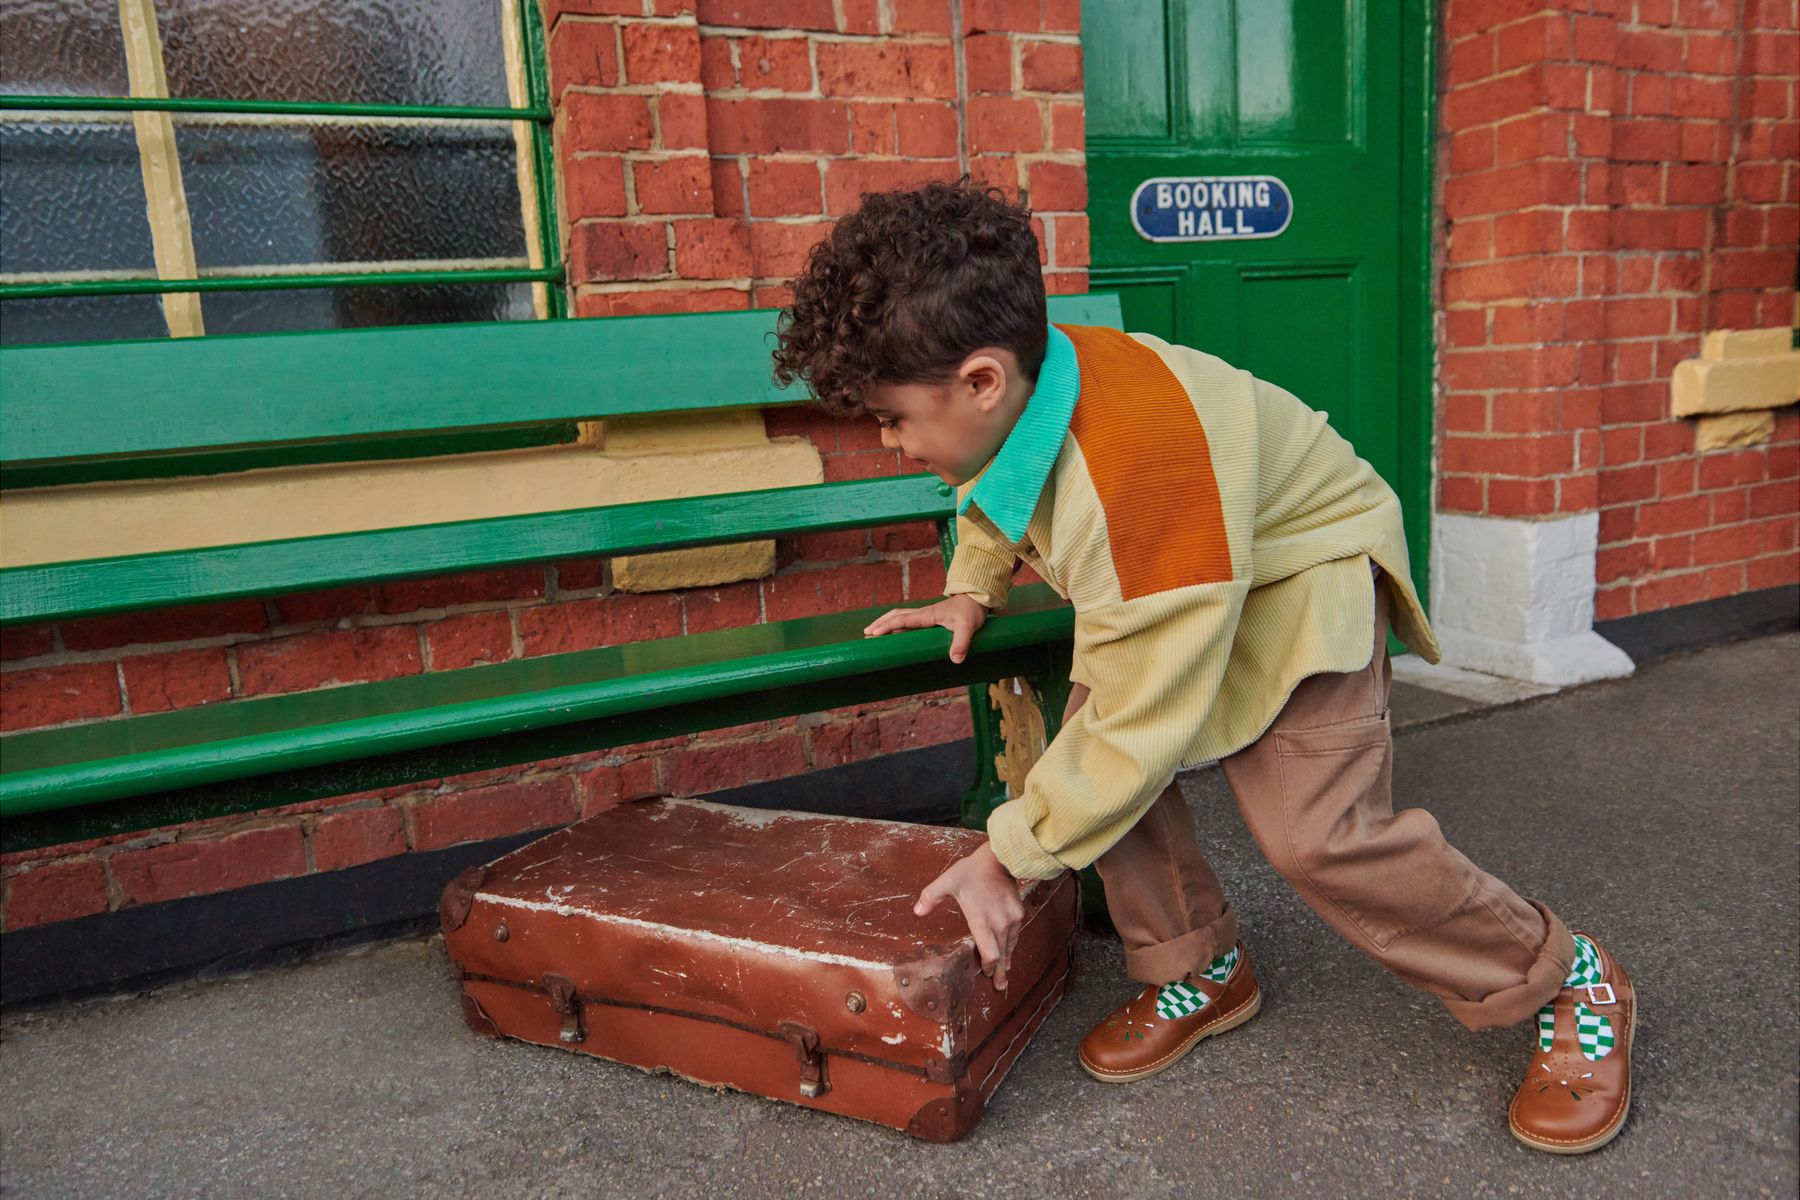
[[0, 0, 564, 321], [0, 0, 570, 488]]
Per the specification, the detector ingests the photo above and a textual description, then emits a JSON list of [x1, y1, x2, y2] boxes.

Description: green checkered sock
[[1535, 934, 1615, 1061], [1154, 946, 1238, 1020]]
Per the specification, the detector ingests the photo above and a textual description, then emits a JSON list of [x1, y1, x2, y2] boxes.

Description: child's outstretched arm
[[862, 594, 987, 662]]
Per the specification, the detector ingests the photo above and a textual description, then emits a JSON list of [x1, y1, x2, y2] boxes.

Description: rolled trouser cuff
[[1438, 900, 1576, 1031], [1122, 901, 1239, 986]]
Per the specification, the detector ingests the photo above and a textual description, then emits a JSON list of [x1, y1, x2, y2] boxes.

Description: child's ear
[[959, 353, 1008, 412]]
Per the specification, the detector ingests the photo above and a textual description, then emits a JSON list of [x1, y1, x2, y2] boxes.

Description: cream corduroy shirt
[[945, 323, 1441, 882]]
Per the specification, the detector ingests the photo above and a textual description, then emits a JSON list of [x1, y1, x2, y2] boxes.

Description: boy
[[771, 178, 1635, 1154]]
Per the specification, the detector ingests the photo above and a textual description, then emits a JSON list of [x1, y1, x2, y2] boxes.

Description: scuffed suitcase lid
[[468, 796, 1052, 966]]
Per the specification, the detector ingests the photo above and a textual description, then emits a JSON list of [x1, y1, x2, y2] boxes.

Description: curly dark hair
[[771, 175, 1048, 417]]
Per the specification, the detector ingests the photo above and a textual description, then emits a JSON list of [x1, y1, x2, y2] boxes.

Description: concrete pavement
[[2, 632, 1795, 1199]]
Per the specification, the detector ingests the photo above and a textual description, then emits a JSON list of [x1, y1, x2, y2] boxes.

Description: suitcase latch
[[778, 1021, 830, 1098], [543, 973, 585, 1045]]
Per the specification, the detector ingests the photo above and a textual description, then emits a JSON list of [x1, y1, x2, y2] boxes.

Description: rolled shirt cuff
[[943, 543, 1015, 611], [985, 798, 1070, 881]]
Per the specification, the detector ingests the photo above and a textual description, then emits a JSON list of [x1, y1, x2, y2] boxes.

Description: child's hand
[[862, 594, 988, 663], [913, 842, 1025, 991]]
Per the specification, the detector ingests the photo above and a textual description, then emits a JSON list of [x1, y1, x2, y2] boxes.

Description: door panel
[[1084, 0, 1174, 139], [1085, 0, 1413, 524]]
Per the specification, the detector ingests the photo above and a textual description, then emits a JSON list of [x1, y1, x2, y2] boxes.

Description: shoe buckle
[[1580, 982, 1616, 1006]]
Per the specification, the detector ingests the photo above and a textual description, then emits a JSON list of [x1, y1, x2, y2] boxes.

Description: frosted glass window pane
[[0, 295, 170, 345], [0, 1, 130, 96], [0, 121, 156, 274], [154, 0, 511, 107], [174, 120, 527, 268], [200, 281, 534, 334], [0, 2, 543, 344]]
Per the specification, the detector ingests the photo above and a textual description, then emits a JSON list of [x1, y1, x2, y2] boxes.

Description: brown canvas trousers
[[1078, 568, 1577, 1031]]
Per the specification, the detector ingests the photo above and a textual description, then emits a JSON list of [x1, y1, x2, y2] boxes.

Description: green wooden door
[[1083, 0, 1434, 592]]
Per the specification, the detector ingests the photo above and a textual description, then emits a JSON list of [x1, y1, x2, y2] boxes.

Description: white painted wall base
[[1430, 511, 1635, 686]]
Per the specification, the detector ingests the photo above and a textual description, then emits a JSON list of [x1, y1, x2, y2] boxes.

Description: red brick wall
[[0, 0, 1087, 933], [550, 0, 1087, 314], [1438, 0, 1797, 619]]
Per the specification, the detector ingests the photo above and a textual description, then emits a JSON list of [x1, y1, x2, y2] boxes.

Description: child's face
[[863, 349, 1026, 487]]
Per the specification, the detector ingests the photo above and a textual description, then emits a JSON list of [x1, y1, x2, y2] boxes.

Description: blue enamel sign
[[1130, 175, 1293, 242]]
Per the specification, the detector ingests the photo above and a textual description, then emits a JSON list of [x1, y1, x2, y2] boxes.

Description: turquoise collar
[[956, 324, 1079, 543]]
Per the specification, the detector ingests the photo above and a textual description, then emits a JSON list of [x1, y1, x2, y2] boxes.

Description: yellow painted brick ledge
[[1671, 326, 1800, 450], [0, 417, 821, 592]]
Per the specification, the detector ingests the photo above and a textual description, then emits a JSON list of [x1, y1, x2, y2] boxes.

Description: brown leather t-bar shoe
[[1078, 942, 1261, 1084], [1509, 931, 1636, 1154]]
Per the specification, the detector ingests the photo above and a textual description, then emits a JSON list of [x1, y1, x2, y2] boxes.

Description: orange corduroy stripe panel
[[1061, 323, 1233, 600]]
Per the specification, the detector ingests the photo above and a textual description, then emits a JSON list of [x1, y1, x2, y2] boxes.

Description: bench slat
[[0, 586, 1074, 835], [0, 294, 1123, 464], [0, 475, 955, 626]]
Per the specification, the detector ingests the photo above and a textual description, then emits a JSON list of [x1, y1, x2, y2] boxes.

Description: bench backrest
[[0, 295, 1123, 466], [0, 294, 1124, 626]]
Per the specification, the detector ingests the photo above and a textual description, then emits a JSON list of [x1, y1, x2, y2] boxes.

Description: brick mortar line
[[1445, 60, 1595, 95], [4, 619, 531, 680], [950, 0, 969, 177], [694, 83, 1079, 99], [690, 30, 1082, 48], [570, 269, 757, 286], [1444, 10, 1619, 45], [559, 12, 696, 28], [112, 659, 132, 717], [724, 151, 1083, 167], [570, 213, 720, 224], [694, 25, 953, 42], [1442, 331, 1710, 342], [562, 82, 704, 96], [1697, 0, 1753, 332], [570, 278, 756, 293], [225, 638, 245, 700], [5, 632, 290, 671], [569, 149, 716, 161], [6, 591, 596, 660]]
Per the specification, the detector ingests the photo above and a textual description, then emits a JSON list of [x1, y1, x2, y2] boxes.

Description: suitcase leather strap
[[778, 1021, 829, 1097], [543, 973, 585, 1045]]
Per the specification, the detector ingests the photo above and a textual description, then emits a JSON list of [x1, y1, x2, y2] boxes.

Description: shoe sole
[[1509, 966, 1636, 1155], [1078, 985, 1262, 1085]]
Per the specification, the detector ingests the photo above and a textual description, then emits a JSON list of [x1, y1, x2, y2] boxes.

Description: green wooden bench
[[0, 296, 1120, 866]]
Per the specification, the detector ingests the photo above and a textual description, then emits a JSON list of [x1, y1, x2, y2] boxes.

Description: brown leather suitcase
[[440, 797, 1079, 1141]]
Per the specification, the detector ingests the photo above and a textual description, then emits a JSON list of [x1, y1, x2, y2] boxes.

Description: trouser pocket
[[1271, 711, 1480, 952]]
